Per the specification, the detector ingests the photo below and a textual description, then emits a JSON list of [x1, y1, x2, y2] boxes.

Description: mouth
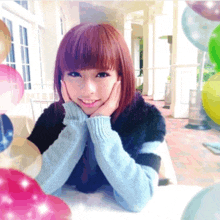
[[78, 99, 100, 108]]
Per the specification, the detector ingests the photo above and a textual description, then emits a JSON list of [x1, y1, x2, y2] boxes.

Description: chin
[[82, 109, 96, 116], [80, 105, 100, 115]]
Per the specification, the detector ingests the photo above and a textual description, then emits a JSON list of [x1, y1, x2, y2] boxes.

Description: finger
[[61, 80, 71, 103], [104, 81, 121, 108], [112, 81, 121, 100], [114, 81, 121, 94], [117, 81, 121, 91], [60, 80, 66, 102], [108, 81, 121, 108], [115, 81, 121, 101], [116, 81, 121, 107], [107, 81, 118, 103]]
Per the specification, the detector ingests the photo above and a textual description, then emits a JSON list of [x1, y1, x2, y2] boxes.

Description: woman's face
[[63, 68, 120, 116]]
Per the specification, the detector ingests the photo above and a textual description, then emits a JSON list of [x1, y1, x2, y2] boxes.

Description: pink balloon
[[0, 168, 72, 220], [0, 168, 44, 200], [0, 168, 46, 219], [0, 64, 24, 114], [47, 195, 72, 220], [33, 195, 72, 220], [186, 1, 220, 21]]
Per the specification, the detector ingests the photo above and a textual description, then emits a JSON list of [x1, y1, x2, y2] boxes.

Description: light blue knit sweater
[[35, 101, 161, 212]]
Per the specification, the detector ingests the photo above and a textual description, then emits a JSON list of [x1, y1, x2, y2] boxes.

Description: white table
[[58, 184, 202, 220]]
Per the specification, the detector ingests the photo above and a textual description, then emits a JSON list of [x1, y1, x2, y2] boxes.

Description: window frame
[[2, 17, 16, 70], [20, 25, 31, 90], [14, 1, 28, 10], [2, 9, 32, 90]]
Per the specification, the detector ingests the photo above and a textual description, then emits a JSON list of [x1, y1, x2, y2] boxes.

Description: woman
[[28, 22, 166, 212]]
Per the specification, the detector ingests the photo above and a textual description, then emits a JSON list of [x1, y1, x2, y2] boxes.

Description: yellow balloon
[[202, 73, 220, 125], [0, 19, 11, 64], [0, 137, 42, 178]]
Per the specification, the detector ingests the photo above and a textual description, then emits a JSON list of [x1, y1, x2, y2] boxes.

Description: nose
[[80, 79, 96, 95]]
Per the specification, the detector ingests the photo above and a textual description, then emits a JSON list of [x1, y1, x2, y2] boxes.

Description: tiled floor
[[143, 95, 220, 188]]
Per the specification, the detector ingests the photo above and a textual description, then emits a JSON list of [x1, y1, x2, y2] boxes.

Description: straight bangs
[[59, 23, 120, 74]]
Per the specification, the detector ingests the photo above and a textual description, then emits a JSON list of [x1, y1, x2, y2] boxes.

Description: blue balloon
[[0, 114, 14, 153], [182, 7, 219, 51], [182, 182, 220, 219]]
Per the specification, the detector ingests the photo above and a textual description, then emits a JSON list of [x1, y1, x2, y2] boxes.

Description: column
[[152, 1, 173, 100], [60, 1, 80, 32], [142, 8, 154, 96], [40, 1, 62, 85], [171, 0, 198, 118], [133, 38, 140, 77], [124, 13, 132, 54], [28, 23, 42, 88]]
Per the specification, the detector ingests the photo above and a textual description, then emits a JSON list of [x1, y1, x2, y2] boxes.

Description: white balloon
[[182, 182, 220, 220], [182, 7, 219, 51]]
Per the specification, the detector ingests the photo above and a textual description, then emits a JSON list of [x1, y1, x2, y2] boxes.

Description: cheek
[[98, 82, 115, 100], [65, 81, 79, 99]]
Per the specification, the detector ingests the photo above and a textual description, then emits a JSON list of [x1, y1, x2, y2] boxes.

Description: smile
[[81, 99, 97, 104], [79, 99, 100, 108]]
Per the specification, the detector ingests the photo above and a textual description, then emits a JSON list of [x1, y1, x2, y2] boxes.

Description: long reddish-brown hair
[[54, 22, 136, 122]]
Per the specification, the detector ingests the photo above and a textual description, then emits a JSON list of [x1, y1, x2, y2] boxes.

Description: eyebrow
[[69, 69, 111, 73]]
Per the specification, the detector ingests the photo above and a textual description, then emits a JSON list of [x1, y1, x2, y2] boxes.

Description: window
[[3, 17, 16, 70], [14, 1, 28, 10], [20, 25, 31, 90], [2, 6, 34, 92]]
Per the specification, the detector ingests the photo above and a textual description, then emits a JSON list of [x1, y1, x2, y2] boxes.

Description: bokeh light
[[186, 1, 220, 21], [0, 168, 72, 219], [208, 24, 220, 72], [182, 6, 219, 51], [202, 73, 220, 125], [0, 114, 13, 153], [0, 137, 42, 179], [182, 182, 220, 219], [0, 64, 24, 114], [0, 20, 11, 64]]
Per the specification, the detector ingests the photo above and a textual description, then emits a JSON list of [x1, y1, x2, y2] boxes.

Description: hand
[[61, 80, 88, 122], [61, 80, 71, 103], [90, 81, 121, 117]]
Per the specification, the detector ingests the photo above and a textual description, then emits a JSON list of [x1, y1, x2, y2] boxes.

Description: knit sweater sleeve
[[31, 102, 89, 195], [86, 116, 162, 212]]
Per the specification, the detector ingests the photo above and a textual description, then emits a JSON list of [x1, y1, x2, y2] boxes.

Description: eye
[[68, 72, 81, 77], [97, 72, 110, 78]]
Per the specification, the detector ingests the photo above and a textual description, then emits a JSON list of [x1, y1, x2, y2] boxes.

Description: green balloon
[[208, 24, 220, 72]]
